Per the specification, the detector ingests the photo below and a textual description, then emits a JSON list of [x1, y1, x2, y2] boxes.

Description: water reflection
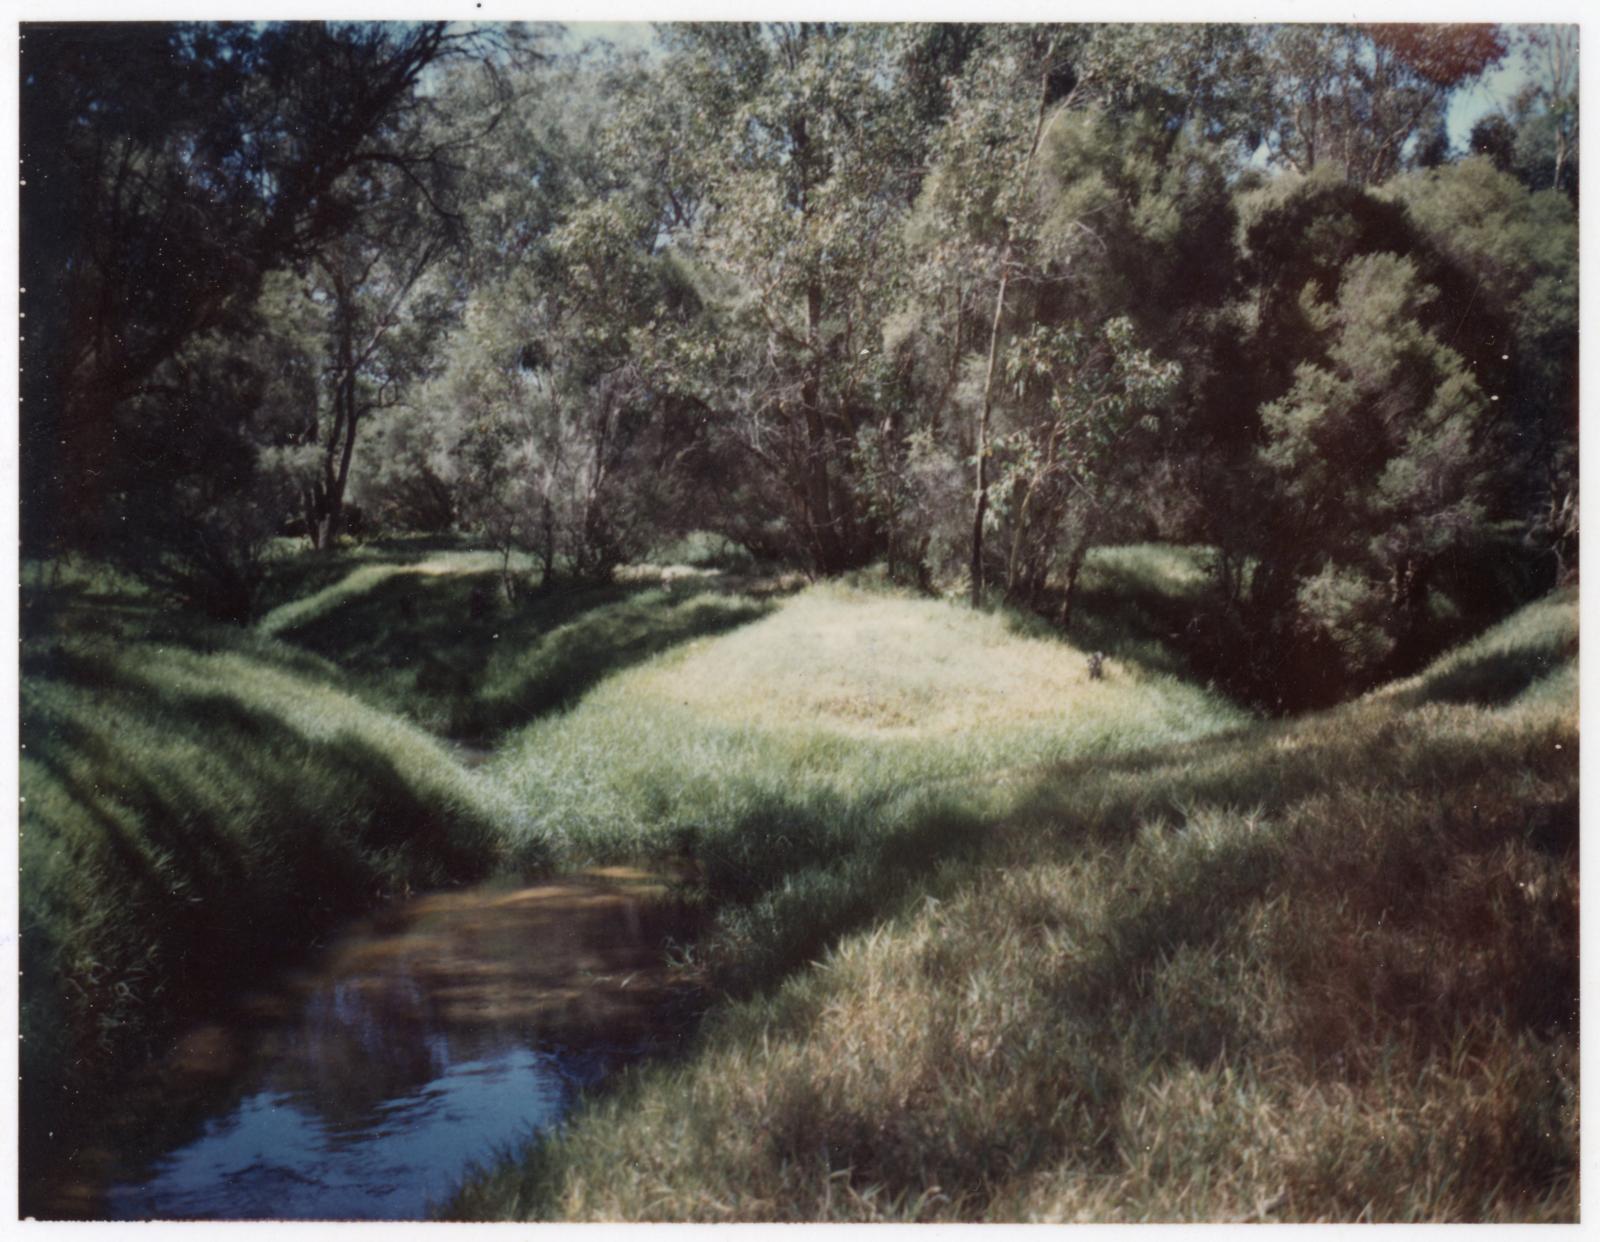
[[89, 868, 694, 1220]]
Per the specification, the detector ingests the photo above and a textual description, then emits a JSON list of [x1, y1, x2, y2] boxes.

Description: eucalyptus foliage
[[21, 19, 1576, 704]]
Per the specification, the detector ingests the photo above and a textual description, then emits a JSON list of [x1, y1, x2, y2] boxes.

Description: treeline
[[20, 22, 1577, 709]]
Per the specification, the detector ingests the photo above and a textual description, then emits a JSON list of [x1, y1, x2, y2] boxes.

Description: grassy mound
[[484, 580, 1246, 988], [275, 566, 774, 740], [448, 584, 1577, 1223]]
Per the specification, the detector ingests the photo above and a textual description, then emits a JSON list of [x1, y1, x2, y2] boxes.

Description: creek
[[39, 868, 696, 1221]]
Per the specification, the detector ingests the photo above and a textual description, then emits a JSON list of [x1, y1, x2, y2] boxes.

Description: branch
[[348, 150, 466, 227]]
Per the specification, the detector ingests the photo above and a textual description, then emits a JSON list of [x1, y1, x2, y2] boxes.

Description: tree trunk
[[326, 391, 359, 546], [1389, 555, 1430, 666], [500, 543, 519, 604], [796, 280, 847, 574], [302, 485, 323, 550], [1004, 474, 1034, 599], [540, 495, 556, 584], [320, 274, 359, 549], [970, 261, 1009, 607], [1058, 531, 1092, 631]]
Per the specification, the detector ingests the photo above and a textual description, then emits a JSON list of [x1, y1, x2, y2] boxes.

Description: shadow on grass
[[1064, 577, 1199, 678], [995, 557, 1211, 685], [255, 535, 480, 618], [730, 681, 1578, 1210], [22, 581, 199, 652], [281, 574, 775, 741], [442, 608, 1578, 1222], [681, 792, 989, 1003], [1395, 638, 1579, 710], [990, 683, 1578, 1070], [18, 650, 515, 1214], [24, 666, 506, 1015]]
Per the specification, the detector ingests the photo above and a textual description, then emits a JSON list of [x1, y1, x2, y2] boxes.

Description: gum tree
[[617, 23, 929, 574], [905, 24, 1256, 602], [994, 318, 1180, 620], [1254, 23, 1506, 185]]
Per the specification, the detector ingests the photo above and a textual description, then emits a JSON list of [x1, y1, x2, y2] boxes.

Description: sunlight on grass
[[275, 570, 776, 739], [258, 550, 537, 637], [1377, 585, 1579, 710], [20, 542, 1577, 1225], [1079, 542, 1212, 595], [490, 580, 1249, 873], [449, 586, 1577, 1224], [628, 583, 1181, 737]]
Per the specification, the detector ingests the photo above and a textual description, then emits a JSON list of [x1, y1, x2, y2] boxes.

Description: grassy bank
[[479, 579, 1247, 986], [18, 545, 784, 1208], [271, 557, 775, 740], [448, 585, 1577, 1222], [18, 546, 1576, 1222], [17, 572, 521, 1196]]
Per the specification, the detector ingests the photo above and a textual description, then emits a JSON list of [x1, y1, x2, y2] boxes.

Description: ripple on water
[[87, 869, 694, 1221], [107, 1046, 593, 1220]]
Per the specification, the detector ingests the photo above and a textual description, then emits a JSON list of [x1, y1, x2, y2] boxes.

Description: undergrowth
[[18, 574, 522, 1211]]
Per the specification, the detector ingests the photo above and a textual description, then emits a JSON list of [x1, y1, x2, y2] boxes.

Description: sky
[[1448, 47, 1537, 148]]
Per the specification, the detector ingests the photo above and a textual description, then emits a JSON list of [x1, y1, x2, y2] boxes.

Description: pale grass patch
[[614, 582, 1225, 741], [614, 562, 721, 585]]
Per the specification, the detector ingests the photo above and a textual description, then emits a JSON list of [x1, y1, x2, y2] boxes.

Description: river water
[[43, 868, 695, 1221]]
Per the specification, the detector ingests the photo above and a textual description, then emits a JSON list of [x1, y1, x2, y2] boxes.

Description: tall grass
[[447, 585, 1577, 1223], [17, 542, 781, 1208], [1053, 542, 1215, 677], [480, 581, 1246, 983], [17, 578, 528, 1208], [275, 569, 774, 740], [19, 544, 1575, 1223]]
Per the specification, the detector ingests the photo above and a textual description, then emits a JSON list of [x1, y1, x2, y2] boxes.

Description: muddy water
[[46, 868, 696, 1221]]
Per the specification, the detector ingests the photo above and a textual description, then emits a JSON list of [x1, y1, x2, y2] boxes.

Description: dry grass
[[448, 585, 1577, 1223], [625, 584, 1173, 738], [20, 548, 1575, 1224]]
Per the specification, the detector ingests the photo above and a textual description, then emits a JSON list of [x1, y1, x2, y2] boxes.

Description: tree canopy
[[19, 20, 1577, 706]]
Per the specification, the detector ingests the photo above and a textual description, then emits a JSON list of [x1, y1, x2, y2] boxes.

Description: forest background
[[8, 9, 1585, 710]]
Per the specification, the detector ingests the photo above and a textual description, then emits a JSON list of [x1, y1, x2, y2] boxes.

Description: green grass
[[274, 569, 776, 740], [1383, 587, 1580, 711], [17, 542, 781, 1205], [18, 542, 1576, 1223], [1053, 542, 1216, 676], [446, 583, 1577, 1223], [17, 574, 529, 1207], [458, 579, 1244, 996], [256, 544, 537, 636], [645, 530, 763, 573], [251, 533, 488, 621]]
